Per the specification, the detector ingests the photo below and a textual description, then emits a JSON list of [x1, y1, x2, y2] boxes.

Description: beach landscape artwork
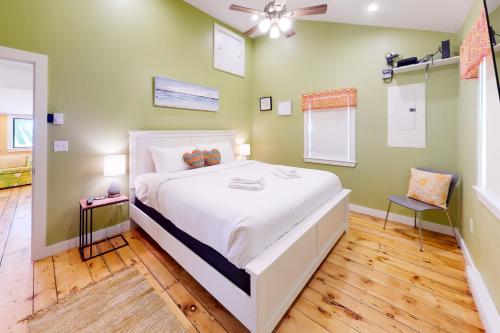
[[154, 76, 219, 112]]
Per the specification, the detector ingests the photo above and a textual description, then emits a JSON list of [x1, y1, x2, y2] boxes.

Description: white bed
[[135, 159, 343, 268], [129, 130, 350, 333]]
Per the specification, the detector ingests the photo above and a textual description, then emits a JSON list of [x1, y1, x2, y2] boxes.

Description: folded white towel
[[229, 181, 265, 191], [273, 169, 301, 179], [276, 167, 298, 176], [231, 177, 265, 185]]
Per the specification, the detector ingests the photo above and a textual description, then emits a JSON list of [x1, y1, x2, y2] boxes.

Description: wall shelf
[[393, 56, 460, 74], [393, 44, 500, 74]]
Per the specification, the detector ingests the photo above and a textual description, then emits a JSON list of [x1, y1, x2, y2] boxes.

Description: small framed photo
[[260, 97, 272, 111]]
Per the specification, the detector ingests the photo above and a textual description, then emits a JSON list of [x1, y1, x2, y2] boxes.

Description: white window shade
[[475, 55, 500, 219], [304, 93, 356, 167]]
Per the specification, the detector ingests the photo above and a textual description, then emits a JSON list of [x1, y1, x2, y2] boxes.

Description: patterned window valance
[[460, 9, 491, 80], [302, 88, 357, 111]]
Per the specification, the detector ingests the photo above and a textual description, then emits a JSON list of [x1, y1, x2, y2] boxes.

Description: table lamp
[[103, 155, 126, 198], [240, 144, 251, 160]]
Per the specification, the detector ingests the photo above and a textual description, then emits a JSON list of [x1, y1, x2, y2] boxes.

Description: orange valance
[[460, 9, 491, 80], [302, 88, 357, 111]]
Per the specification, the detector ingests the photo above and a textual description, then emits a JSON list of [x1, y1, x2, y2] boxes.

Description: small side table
[[79, 195, 129, 261]]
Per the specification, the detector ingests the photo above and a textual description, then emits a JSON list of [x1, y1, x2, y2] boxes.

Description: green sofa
[[0, 154, 32, 189]]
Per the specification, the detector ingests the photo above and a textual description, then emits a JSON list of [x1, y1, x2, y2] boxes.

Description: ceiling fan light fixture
[[251, 14, 259, 21], [269, 23, 280, 39], [367, 3, 379, 12], [278, 17, 292, 31], [259, 18, 271, 33]]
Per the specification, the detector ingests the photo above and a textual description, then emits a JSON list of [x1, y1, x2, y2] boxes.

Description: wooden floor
[[0, 185, 484, 332]]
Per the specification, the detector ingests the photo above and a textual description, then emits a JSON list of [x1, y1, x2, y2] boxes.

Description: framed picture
[[154, 76, 219, 112], [260, 97, 272, 111]]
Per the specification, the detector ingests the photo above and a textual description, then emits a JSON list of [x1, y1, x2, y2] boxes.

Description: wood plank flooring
[[0, 186, 484, 332]]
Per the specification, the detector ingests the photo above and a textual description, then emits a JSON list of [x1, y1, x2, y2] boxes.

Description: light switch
[[54, 140, 69, 152]]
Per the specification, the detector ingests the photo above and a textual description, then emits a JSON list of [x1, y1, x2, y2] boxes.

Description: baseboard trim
[[36, 220, 131, 260], [349, 204, 454, 235], [456, 230, 500, 333]]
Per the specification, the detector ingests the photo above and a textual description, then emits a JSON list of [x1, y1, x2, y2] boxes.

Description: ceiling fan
[[229, 0, 328, 39]]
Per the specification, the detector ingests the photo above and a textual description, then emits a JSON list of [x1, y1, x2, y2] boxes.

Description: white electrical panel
[[388, 83, 426, 148]]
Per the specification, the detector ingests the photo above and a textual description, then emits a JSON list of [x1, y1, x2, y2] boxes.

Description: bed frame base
[[128, 130, 350, 333], [130, 189, 350, 333]]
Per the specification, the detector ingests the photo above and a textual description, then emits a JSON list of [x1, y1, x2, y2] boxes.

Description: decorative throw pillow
[[196, 142, 235, 164], [203, 149, 221, 166], [407, 168, 453, 208], [183, 150, 205, 169]]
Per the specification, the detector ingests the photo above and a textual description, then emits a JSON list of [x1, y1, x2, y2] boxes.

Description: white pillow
[[196, 142, 235, 164], [150, 145, 195, 173]]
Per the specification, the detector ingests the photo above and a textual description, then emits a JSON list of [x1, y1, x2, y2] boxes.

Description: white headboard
[[128, 130, 236, 189]]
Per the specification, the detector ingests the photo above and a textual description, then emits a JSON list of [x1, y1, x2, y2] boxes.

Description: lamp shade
[[103, 155, 126, 177], [239, 144, 251, 156]]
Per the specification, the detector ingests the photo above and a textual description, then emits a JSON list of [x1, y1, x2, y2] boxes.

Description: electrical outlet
[[54, 140, 69, 152], [469, 218, 474, 233]]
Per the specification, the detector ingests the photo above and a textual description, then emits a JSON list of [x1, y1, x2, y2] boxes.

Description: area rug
[[28, 268, 187, 333]]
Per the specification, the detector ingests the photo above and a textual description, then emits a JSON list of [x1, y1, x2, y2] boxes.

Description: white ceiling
[[0, 59, 33, 91], [184, 0, 476, 35], [0, 59, 33, 115]]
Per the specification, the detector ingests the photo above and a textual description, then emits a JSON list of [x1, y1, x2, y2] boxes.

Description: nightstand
[[79, 195, 129, 261]]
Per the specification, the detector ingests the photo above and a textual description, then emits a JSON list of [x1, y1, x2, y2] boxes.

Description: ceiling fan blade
[[229, 4, 262, 15], [288, 4, 327, 17], [244, 24, 260, 36], [285, 29, 296, 38]]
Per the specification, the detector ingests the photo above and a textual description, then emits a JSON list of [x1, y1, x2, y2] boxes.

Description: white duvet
[[135, 160, 342, 268]]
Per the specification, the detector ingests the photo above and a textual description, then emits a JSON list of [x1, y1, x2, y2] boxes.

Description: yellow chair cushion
[[407, 168, 453, 209]]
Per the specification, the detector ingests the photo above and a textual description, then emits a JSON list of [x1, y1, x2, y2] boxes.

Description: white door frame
[[0, 46, 48, 261]]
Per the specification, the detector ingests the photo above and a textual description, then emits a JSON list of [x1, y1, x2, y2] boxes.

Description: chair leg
[[445, 210, 461, 249], [383, 201, 392, 230], [417, 212, 423, 252], [414, 211, 417, 228]]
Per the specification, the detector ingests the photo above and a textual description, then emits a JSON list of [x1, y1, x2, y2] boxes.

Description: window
[[8, 116, 32, 150], [475, 54, 500, 219], [303, 89, 357, 167]]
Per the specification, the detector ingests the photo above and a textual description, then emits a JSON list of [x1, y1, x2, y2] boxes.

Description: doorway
[[0, 58, 33, 267], [0, 46, 48, 262]]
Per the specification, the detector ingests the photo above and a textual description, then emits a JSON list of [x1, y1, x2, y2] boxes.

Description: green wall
[[0, 0, 254, 244], [252, 20, 460, 224], [456, 0, 500, 312], [1, 0, 498, 310]]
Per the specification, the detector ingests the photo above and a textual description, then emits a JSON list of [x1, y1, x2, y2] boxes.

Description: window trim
[[303, 106, 357, 168], [473, 186, 500, 220], [475, 58, 500, 220], [7, 114, 33, 152]]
